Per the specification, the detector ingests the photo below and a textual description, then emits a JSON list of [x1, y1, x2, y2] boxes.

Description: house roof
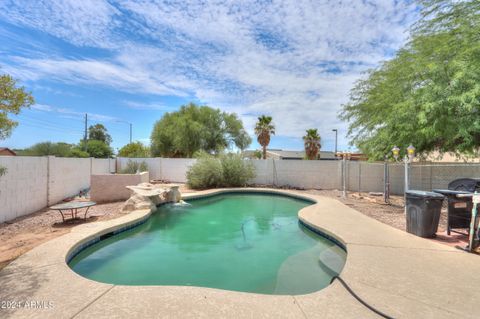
[[244, 149, 337, 159], [267, 149, 336, 159], [0, 147, 16, 156], [267, 149, 305, 158]]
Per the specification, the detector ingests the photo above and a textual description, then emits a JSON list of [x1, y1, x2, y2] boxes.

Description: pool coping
[[1, 188, 480, 318]]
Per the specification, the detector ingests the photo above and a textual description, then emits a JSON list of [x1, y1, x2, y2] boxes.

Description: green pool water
[[69, 193, 346, 295]]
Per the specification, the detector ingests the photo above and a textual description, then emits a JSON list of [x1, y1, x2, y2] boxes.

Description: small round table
[[49, 201, 96, 222]]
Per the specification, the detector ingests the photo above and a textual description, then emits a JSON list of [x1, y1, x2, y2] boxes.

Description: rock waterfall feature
[[122, 183, 182, 212]]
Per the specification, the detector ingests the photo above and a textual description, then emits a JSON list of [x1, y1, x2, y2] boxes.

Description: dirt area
[[0, 185, 472, 271], [0, 202, 126, 270], [304, 189, 470, 250], [306, 190, 410, 230]]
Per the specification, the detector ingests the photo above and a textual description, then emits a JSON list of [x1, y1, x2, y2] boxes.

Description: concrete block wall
[[47, 157, 91, 205], [347, 162, 385, 193], [410, 164, 480, 191], [274, 160, 341, 189], [389, 164, 405, 195], [117, 157, 162, 179], [91, 172, 149, 203], [250, 159, 274, 185], [0, 156, 114, 223], [0, 156, 48, 223], [161, 158, 196, 183], [117, 157, 196, 183], [4, 155, 480, 223], [91, 158, 116, 174]]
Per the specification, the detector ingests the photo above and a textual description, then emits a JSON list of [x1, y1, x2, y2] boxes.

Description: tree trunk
[[263, 145, 267, 159]]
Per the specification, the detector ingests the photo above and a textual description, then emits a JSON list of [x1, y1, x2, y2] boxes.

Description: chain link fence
[[410, 163, 480, 191], [344, 161, 480, 195]]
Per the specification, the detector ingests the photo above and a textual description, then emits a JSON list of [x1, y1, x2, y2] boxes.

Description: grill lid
[[447, 178, 480, 192]]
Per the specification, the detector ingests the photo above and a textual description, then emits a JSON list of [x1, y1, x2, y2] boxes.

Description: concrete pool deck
[[0, 188, 479, 318]]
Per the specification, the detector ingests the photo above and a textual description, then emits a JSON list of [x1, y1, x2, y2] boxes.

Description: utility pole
[[84, 113, 88, 151], [129, 123, 132, 143]]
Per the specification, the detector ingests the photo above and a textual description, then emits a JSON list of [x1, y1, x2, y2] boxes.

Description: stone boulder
[[121, 183, 182, 212]]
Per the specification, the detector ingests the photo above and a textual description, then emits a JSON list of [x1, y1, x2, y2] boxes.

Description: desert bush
[[186, 155, 223, 189], [120, 160, 148, 174], [220, 153, 255, 187], [186, 153, 255, 189]]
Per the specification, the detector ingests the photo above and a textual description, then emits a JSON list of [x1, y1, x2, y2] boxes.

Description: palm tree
[[303, 129, 321, 160], [254, 115, 275, 159]]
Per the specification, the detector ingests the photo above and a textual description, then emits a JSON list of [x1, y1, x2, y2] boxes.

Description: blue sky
[[0, 0, 418, 153]]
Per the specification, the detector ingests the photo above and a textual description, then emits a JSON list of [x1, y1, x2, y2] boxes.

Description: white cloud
[[123, 100, 168, 111], [0, 0, 419, 147], [0, 0, 119, 48], [32, 104, 118, 122]]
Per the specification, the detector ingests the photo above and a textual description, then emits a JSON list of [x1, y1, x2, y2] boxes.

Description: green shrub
[[220, 153, 255, 187], [186, 155, 223, 189], [186, 153, 256, 189], [0, 166, 6, 177], [120, 160, 148, 174]]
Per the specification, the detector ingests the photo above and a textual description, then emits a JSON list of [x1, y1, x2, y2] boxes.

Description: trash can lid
[[405, 190, 444, 199], [432, 189, 471, 196]]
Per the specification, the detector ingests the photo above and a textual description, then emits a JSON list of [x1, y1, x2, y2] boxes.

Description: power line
[[19, 112, 134, 144], [17, 115, 84, 134], [19, 122, 84, 137], [19, 118, 83, 133]]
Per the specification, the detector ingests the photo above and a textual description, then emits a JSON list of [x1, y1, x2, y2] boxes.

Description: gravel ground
[[0, 186, 469, 270], [304, 189, 449, 231], [0, 201, 125, 270]]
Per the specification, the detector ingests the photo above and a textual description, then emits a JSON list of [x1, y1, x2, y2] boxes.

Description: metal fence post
[[404, 156, 409, 211], [342, 157, 347, 198], [383, 158, 390, 203], [404, 156, 409, 192], [358, 162, 361, 193]]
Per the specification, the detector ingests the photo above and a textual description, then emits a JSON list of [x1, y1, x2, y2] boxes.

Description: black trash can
[[432, 189, 472, 235], [405, 190, 445, 238]]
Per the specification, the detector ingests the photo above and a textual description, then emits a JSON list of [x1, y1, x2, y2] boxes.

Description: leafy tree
[[150, 103, 247, 157], [254, 115, 275, 159], [69, 148, 89, 158], [234, 129, 252, 153], [303, 129, 321, 160], [88, 124, 112, 145], [19, 142, 75, 157], [0, 73, 35, 140], [18, 141, 92, 158], [80, 140, 113, 158], [118, 142, 150, 158], [340, 0, 480, 160]]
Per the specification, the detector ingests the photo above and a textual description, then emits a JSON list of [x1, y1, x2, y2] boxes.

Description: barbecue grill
[[433, 178, 480, 235]]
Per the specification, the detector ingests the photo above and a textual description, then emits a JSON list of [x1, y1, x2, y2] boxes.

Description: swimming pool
[[69, 192, 346, 295]]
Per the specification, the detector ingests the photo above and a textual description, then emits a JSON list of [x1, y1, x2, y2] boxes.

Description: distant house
[[335, 152, 368, 161], [420, 151, 480, 163], [244, 149, 336, 160], [0, 148, 16, 156]]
